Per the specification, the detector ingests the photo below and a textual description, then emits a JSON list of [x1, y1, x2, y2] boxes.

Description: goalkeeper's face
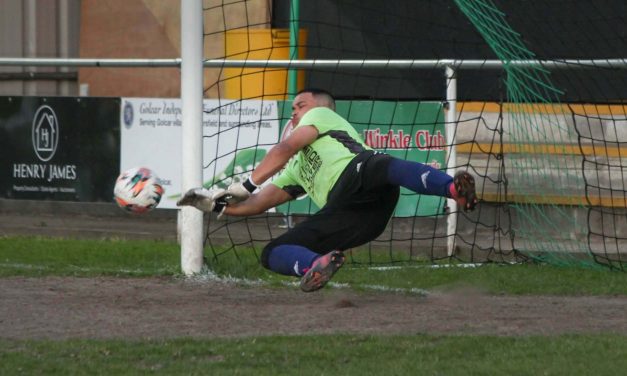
[[291, 92, 319, 126]]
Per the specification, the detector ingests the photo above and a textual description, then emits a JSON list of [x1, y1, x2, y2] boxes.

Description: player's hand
[[176, 188, 227, 213], [225, 177, 258, 203]]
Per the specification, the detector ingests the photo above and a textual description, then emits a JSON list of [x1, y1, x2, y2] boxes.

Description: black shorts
[[263, 151, 399, 263]]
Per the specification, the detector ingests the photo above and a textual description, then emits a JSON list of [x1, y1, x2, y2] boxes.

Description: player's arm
[[222, 124, 318, 201], [250, 125, 318, 185], [223, 184, 292, 216]]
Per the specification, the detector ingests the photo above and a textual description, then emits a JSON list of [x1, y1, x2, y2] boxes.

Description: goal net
[[197, 0, 626, 270]]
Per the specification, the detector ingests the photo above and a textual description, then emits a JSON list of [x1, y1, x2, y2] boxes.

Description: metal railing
[[1, 58, 626, 69]]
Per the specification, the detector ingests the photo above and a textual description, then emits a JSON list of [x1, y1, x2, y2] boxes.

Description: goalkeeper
[[177, 88, 477, 292]]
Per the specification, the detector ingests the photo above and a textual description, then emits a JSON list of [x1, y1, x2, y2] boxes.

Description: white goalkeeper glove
[[223, 176, 258, 203], [176, 188, 228, 214]]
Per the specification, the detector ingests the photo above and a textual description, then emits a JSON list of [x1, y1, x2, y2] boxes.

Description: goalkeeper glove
[[176, 188, 228, 214], [223, 176, 258, 203]]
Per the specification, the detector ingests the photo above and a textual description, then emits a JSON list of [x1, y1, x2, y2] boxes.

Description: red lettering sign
[[415, 130, 445, 150], [363, 128, 412, 149]]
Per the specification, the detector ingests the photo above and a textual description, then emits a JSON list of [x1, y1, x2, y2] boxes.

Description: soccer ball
[[113, 167, 164, 214]]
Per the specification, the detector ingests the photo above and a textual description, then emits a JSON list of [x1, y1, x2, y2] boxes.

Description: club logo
[[123, 100, 134, 128], [32, 105, 59, 162]]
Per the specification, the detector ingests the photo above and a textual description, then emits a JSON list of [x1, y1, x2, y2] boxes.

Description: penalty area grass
[[1, 236, 626, 375], [1, 236, 626, 295], [0, 236, 180, 277], [1, 335, 626, 375]]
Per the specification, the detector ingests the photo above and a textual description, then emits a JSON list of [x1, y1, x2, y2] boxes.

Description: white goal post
[[179, 0, 205, 274]]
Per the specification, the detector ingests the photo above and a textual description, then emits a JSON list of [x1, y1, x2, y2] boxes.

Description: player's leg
[[385, 157, 453, 196], [262, 243, 346, 292], [260, 208, 365, 278], [353, 152, 448, 195], [363, 153, 477, 211], [260, 241, 320, 277], [300, 190, 398, 292], [261, 186, 399, 291]]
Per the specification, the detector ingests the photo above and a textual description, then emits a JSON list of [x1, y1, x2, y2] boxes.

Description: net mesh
[[199, 0, 627, 270]]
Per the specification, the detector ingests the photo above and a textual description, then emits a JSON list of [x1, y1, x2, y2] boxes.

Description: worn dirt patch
[[1, 276, 626, 339]]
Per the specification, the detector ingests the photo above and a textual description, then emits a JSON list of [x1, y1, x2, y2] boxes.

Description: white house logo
[[123, 101, 133, 128], [31, 105, 59, 162]]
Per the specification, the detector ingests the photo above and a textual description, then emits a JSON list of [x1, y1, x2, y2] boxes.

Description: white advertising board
[[120, 98, 280, 209]]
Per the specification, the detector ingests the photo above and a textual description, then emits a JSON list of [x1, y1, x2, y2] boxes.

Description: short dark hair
[[296, 88, 336, 110]]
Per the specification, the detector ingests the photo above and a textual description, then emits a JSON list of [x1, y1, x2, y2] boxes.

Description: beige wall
[[0, 0, 81, 96], [78, 0, 271, 98]]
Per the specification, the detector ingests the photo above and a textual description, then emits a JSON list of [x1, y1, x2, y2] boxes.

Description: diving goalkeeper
[[177, 88, 477, 292]]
